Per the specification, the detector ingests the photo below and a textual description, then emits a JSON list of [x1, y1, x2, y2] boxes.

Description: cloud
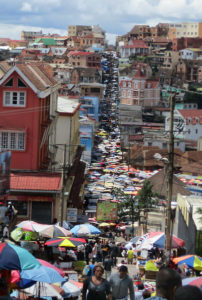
[[21, 2, 32, 12], [0, 0, 202, 37]]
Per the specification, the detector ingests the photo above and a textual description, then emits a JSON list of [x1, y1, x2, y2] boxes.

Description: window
[[18, 78, 27, 88], [162, 142, 167, 149], [148, 142, 152, 147], [0, 131, 25, 150], [4, 78, 13, 87], [3, 91, 26, 107], [196, 129, 198, 134]]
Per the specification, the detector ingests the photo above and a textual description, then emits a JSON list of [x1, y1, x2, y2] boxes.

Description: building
[[67, 51, 101, 68], [70, 67, 102, 85], [168, 22, 202, 40], [21, 30, 43, 41], [68, 25, 92, 37], [79, 96, 99, 121], [0, 63, 59, 170], [179, 48, 202, 60], [165, 109, 202, 141], [119, 40, 149, 58], [172, 37, 202, 51], [49, 96, 85, 218], [120, 71, 160, 107], [7, 172, 61, 224], [78, 82, 103, 98], [175, 194, 202, 255]]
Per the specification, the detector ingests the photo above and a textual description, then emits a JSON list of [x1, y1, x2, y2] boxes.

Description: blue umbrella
[[20, 266, 65, 283], [70, 223, 101, 237]]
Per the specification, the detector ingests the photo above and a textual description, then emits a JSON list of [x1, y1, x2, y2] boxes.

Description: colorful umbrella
[[37, 259, 65, 277], [20, 265, 65, 283], [137, 232, 184, 250], [99, 222, 110, 227], [36, 224, 72, 238], [182, 277, 202, 288], [24, 282, 64, 299], [70, 223, 101, 237], [0, 242, 41, 270], [173, 255, 202, 271], [45, 237, 86, 247], [16, 220, 38, 231], [61, 280, 83, 298]]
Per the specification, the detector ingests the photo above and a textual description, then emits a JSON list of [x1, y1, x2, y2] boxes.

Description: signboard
[[96, 202, 118, 221], [77, 214, 88, 224], [0, 151, 11, 196], [67, 208, 78, 222]]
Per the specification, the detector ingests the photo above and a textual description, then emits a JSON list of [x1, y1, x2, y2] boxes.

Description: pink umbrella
[[182, 277, 202, 288], [16, 220, 38, 231], [37, 259, 65, 277]]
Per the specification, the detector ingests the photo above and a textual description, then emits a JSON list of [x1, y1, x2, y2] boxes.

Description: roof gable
[[0, 63, 58, 97]]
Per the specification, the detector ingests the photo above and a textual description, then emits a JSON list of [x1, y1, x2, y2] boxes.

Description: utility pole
[[60, 144, 67, 225], [164, 94, 175, 262]]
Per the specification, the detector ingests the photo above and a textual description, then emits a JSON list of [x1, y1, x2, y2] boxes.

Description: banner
[[67, 208, 78, 222], [0, 151, 11, 196], [96, 202, 118, 221]]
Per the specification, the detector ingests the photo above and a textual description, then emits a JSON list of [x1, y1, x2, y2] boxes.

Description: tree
[[112, 180, 158, 235]]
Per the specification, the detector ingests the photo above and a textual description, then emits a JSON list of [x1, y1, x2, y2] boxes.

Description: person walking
[[109, 265, 135, 300], [127, 248, 134, 264], [82, 264, 112, 300], [85, 242, 92, 265], [103, 255, 113, 280]]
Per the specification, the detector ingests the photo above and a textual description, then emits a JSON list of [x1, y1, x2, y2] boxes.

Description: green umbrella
[[11, 228, 24, 242]]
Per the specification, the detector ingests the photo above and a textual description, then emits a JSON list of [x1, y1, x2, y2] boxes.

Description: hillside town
[[0, 22, 201, 299]]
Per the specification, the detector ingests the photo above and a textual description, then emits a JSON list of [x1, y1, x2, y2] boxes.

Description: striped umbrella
[[173, 255, 202, 271]]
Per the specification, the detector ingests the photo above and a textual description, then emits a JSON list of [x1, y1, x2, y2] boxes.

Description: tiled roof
[[17, 63, 57, 91], [67, 51, 94, 57], [34, 38, 56, 46], [11, 173, 62, 192], [178, 109, 202, 125]]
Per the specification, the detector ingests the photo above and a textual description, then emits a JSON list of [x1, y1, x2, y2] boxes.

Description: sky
[[0, 0, 202, 44]]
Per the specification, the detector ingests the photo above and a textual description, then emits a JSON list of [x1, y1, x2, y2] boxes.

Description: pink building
[[120, 68, 160, 107]]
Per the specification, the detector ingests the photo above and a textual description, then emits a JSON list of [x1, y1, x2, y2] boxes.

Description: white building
[[165, 109, 202, 141], [179, 48, 202, 60]]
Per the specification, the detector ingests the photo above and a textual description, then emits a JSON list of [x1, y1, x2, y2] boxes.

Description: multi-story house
[[0, 62, 61, 223], [67, 51, 101, 68], [172, 37, 202, 51], [120, 70, 160, 107], [119, 40, 149, 58], [78, 82, 103, 98], [70, 67, 102, 85], [176, 59, 202, 83], [165, 109, 202, 141], [179, 48, 202, 60], [168, 22, 202, 40]]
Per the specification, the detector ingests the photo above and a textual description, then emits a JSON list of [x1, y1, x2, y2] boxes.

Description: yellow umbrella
[[99, 223, 110, 227], [59, 239, 76, 247]]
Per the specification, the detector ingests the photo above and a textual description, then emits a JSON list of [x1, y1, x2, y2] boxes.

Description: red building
[[172, 37, 202, 51], [0, 63, 59, 171]]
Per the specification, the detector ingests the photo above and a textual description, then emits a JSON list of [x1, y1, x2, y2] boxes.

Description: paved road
[[111, 257, 139, 277]]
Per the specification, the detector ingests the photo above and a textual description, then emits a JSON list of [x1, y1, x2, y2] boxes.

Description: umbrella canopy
[[20, 265, 65, 283], [24, 282, 64, 299], [11, 228, 24, 242], [16, 220, 38, 231], [137, 232, 184, 250], [36, 224, 72, 238], [0, 242, 41, 270], [173, 255, 202, 271], [99, 222, 110, 227], [182, 277, 202, 288], [61, 280, 83, 298], [45, 237, 86, 247], [70, 223, 101, 237], [38, 259, 65, 277]]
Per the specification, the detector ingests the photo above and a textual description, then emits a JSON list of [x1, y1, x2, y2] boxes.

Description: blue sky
[[0, 0, 202, 44]]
